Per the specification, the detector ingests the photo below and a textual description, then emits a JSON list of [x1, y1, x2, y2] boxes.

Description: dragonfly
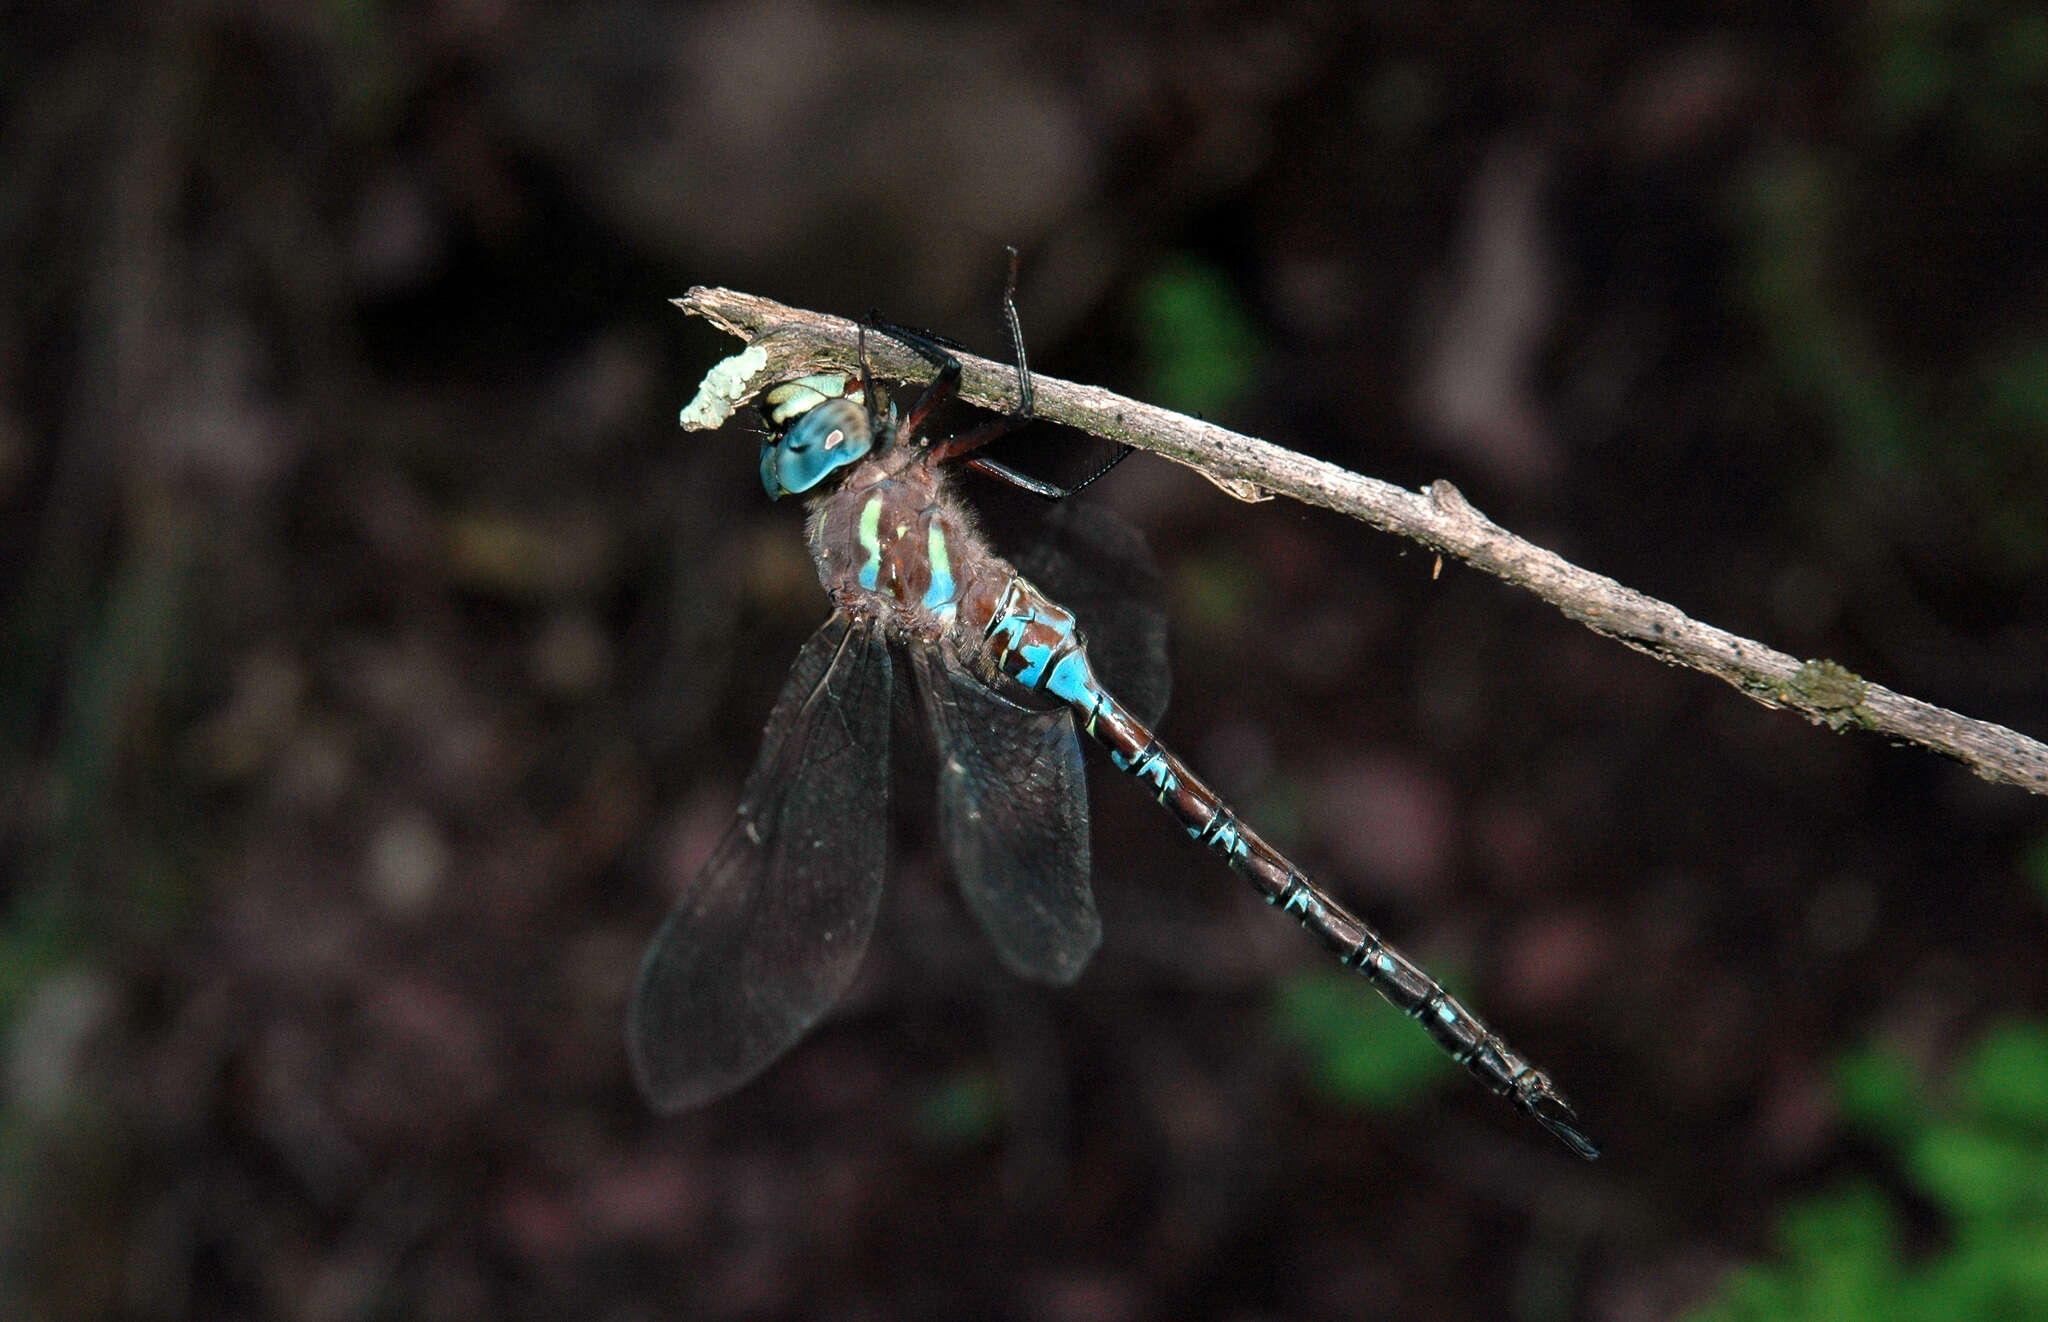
[[629, 257, 1600, 1159]]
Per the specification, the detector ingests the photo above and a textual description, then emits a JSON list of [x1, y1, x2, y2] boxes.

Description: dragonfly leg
[[913, 247, 1034, 462], [967, 446, 1135, 501], [856, 323, 885, 437], [873, 248, 1133, 498], [871, 320, 965, 441]]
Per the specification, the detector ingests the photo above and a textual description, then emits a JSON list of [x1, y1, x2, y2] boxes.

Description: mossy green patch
[[1781, 660, 1870, 731]]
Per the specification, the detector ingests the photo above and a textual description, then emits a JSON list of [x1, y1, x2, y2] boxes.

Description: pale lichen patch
[[679, 345, 770, 430]]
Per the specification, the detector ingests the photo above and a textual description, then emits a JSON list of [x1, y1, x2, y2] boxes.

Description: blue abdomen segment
[[1111, 739, 1181, 804], [981, 579, 1113, 715], [976, 571, 1598, 1159]]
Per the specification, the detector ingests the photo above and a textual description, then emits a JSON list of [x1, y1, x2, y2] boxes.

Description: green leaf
[[1978, 341, 2048, 434], [2024, 833, 2048, 904], [1907, 1125, 2048, 1221], [1689, 1021, 2048, 1322], [1271, 968, 1448, 1110], [1957, 1021, 2048, 1134], [915, 1067, 1007, 1146], [1134, 259, 1262, 420], [1832, 1040, 1925, 1144], [1775, 1182, 1899, 1267]]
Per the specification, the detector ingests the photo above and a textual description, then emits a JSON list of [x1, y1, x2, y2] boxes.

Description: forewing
[[913, 645, 1099, 984], [1009, 500, 1171, 728], [628, 613, 893, 1111]]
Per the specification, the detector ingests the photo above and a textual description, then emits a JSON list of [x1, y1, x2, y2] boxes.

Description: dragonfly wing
[[628, 612, 893, 1111], [913, 644, 1100, 985], [1009, 500, 1170, 728]]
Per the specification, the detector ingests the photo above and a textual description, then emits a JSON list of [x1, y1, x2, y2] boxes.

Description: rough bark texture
[[681, 285, 2048, 796]]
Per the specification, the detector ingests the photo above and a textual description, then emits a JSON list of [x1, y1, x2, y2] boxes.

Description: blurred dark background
[[6, 3, 2048, 1320]]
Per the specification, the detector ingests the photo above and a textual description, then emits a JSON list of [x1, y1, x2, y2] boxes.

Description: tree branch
[[674, 285, 2048, 797]]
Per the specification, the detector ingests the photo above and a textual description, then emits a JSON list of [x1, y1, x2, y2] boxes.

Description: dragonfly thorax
[[805, 451, 1009, 650]]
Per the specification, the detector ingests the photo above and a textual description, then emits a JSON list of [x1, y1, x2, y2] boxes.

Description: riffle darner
[[630, 261, 1599, 1160]]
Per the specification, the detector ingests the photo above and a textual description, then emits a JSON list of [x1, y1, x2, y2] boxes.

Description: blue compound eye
[[761, 397, 873, 497]]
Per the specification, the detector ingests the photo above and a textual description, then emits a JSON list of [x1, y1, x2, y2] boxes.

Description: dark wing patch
[[913, 644, 1100, 985], [628, 613, 893, 1110]]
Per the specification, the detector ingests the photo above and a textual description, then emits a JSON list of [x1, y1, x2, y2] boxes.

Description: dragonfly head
[[757, 374, 877, 499]]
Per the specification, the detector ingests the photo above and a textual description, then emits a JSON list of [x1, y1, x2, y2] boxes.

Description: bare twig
[[674, 285, 2048, 797]]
